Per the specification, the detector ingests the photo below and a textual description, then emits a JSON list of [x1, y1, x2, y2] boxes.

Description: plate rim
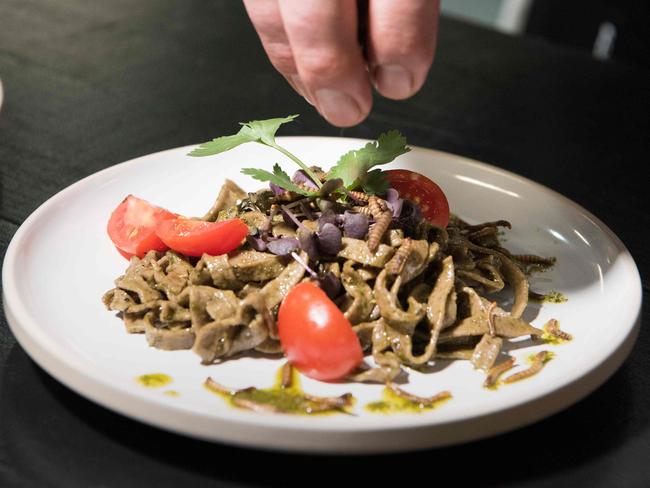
[[2, 137, 643, 452]]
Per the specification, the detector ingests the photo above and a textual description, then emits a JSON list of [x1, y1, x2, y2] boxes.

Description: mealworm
[[204, 377, 233, 395], [280, 362, 293, 388], [231, 396, 282, 413], [348, 190, 370, 203], [367, 195, 388, 218], [467, 226, 498, 240], [502, 351, 551, 384], [386, 238, 412, 275], [387, 382, 452, 406], [367, 210, 392, 252], [545, 319, 572, 341], [352, 205, 373, 216], [511, 254, 556, 266], [464, 220, 512, 231], [483, 357, 516, 388]]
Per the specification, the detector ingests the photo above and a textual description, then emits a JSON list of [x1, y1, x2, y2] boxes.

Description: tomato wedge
[[107, 195, 177, 259], [155, 218, 248, 257], [278, 282, 363, 381], [385, 169, 450, 228]]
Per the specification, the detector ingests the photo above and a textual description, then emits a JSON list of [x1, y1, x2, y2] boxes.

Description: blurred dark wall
[[526, 0, 650, 67]]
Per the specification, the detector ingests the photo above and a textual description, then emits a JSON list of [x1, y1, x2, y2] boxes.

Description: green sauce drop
[[205, 366, 354, 415], [366, 387, 451, 414], [136, 373, 172, 388]]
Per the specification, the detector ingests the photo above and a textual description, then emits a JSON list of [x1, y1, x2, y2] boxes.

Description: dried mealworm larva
[[348, 190, 370, 203], [387, 382, 452, 406], [467, 226, 499, 240], [386, 238, 412, 275], [367, 195, 388, 218], [502, 351, 552, 384], [545, 319, 573, 341], [352, 205, 373, 216], [367, 210, 392, 252], [511, 254, 557, 266], [483, 357, 516, 388]]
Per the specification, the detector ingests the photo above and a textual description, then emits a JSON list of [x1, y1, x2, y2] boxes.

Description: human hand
[[243, 0, 440, 127]]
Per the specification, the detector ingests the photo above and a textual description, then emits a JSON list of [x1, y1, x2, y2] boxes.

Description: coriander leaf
[[188, 115, 298, 157], [242, 115, 299, 145], [327, 130, 410, 192], [361, 169, 390, 195], [242, 164, 317, 196]]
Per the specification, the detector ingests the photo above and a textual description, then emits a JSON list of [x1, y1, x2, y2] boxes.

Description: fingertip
[[372, 64, 415, 100], [314, 89, 369, 127]]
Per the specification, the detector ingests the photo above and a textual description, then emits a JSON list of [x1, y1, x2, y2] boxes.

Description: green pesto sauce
[[530, 290, 567, 304], [136, 373, 172, 388], [527, 351, 555, 364], [366, 387, 451, 414], [206, 367, 354, 415]]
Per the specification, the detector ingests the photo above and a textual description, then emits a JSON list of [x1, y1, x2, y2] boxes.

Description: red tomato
[[385, 169, 450, 228], [107, 195, 177, 259], [155, 218, 248, 257], [278, 282, 363, 381]]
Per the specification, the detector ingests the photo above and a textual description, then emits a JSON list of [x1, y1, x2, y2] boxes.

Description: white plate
[[2, 137, 642, 453]]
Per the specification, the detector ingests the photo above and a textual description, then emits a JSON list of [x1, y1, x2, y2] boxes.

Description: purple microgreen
[[290, 252, 318, 279], [246, 235, 268, 252], [317, 223, 342, 255], [280, 205, 309, 232], [319, 271, 342, 299], [292, 170, 319, 190], [342, 211, 369, 239], [298, 228, 319, 261], [267, 237, 300, 256], [385, 187, 404, 218], [317, 208, 338, 230]]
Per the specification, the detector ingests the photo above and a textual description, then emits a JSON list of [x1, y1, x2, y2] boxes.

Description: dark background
[[1, 1, 649, 486]]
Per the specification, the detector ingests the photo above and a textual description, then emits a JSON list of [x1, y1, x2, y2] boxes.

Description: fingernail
[[290, 75, 314, 106], [314, 89, 362, 127], [373, 64, 413, 99]]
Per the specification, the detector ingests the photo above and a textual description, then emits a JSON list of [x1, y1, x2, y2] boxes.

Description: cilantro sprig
[[189, 115, 410, 196], [242, 164, 317, 197], [327, 130, 410, 194], [189, 115, 322, 189]]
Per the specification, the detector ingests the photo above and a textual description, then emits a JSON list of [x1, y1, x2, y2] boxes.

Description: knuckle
[[297, 48, 348, 80], [265, 43, 297, 74]]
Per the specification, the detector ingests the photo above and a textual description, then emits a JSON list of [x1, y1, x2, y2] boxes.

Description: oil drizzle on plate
[[204, 363, 355, 415], [136, 373, 172, 388]]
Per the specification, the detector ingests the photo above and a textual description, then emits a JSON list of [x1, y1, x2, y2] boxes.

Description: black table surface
[[1, 1, 649, 486]]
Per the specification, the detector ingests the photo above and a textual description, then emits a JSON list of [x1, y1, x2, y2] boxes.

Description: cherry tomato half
[[155, 217, 248, 257], [278, 282, 363, 381], [385, 169, 450, 228], [107, 195, 177, 259]]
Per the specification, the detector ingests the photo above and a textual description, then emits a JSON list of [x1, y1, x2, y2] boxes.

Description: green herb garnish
[[189, 116, 410, 195], [327, 129, 410, 194], [242, 164, 317, 197]]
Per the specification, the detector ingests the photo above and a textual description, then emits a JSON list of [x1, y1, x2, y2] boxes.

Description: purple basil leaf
[[267, 237, 299, 256], [246, 235, 268, 252], [342, 211, 369, 239], [317, 223, 342, 255], [318, 208, 338, 230], [385, 187, 404, 218], [298, 229, 319, 261], [270, 183, 284, 195], [292, 170, 319, 189], [319, 271, 342, 300]]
